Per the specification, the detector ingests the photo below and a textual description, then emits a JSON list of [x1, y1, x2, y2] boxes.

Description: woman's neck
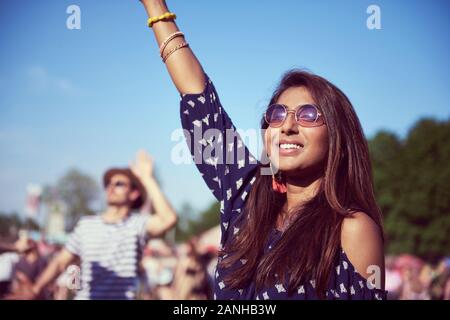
[[284, 171, 323, 213], [276, 173, 323, 231]]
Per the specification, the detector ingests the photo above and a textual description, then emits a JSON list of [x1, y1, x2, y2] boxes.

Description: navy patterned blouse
[[179, 74, 387, 300]]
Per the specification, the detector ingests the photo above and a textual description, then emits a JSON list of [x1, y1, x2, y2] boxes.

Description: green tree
[[44, 168, 100, 231], [175, 201, 220, 243], [0, 212, 40, 240], [369, 118, 450, 261]]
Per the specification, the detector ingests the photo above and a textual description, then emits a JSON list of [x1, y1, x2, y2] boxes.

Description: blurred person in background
[[384, 256, 402, 300], [158, 239, 212, 300], [0, 236, 31, 298], [140, 239, 177, 299], [7, 239, 49, 299], [7, 150, 178, 300], [429, 257, 450, 300]]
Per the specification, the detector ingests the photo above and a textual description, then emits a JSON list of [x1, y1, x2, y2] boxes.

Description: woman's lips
[[278, 147, 302, 156], [276, 143, 304, 156]]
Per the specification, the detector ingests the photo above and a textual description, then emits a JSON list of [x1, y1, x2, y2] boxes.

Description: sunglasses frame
[[106, 180, 130, 189], [264, 103, 325, 128]]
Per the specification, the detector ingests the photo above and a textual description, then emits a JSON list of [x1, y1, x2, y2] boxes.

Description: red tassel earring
[[270, 162, 287, 193]]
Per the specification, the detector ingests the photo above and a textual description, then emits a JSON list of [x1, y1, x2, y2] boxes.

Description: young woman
[[139, 0, 387, 300]]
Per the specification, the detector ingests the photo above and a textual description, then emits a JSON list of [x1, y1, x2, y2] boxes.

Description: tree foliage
[[43, 168, 100, 231], [369, 118, 450, 261]]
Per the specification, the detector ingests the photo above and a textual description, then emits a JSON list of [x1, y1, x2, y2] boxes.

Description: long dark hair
[[219, 69, 384, 299]]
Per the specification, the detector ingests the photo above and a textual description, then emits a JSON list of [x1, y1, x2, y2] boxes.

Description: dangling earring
[[270, 162, 287, 193]]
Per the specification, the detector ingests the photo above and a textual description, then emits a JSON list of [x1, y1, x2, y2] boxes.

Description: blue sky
[[0, 0, 449, 220]]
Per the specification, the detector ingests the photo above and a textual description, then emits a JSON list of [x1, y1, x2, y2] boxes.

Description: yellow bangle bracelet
[[147, 12, 176, 28]]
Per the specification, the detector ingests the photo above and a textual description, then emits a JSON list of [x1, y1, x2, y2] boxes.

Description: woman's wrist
[[141, 0, 169, 18]]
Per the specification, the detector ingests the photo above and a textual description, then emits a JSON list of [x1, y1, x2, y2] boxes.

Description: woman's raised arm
[[140, 0, 206, 94]]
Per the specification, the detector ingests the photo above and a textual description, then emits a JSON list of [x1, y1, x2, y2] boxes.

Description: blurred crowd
[[0, 229, 218, 300], [1, 229, 449, 300], [385, 254, 450, 300]]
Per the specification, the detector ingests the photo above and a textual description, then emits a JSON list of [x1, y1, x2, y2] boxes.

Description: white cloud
[[26, 65, 80, 96]]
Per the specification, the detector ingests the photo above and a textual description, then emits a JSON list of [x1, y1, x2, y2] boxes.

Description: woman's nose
[[281, 111, 299, 134]]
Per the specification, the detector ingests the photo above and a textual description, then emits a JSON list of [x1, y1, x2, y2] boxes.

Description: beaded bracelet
[[147, 12, 176, 28], [162, 41, 189, 63], [159, 31, 185, 57]]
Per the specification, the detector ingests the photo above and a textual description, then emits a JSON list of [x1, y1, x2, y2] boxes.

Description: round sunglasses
[[264, 104, 325, 128]]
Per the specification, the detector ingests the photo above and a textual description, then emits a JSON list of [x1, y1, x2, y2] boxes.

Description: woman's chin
[[277, 159, 304, 173]]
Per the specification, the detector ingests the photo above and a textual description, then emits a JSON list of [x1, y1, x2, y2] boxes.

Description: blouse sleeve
[[330, 250, 388, 300], [179, 74, 259, 206]]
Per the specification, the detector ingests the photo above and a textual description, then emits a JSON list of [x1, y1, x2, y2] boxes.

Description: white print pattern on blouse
[[192, 119, 202, 127], [218, 281, 225, 290], [233, 227, 239, 235], [238, 159, 245, 169], [359, 280, 364, 288], [227, 188, 232, 200], [340, 283, 347, 293], [236, 178, 243, 189], [343, 260, 348, 270], [310, 280, 316, 288], [202, 114, 210, 126], [336, 265, 340, 275], [205, 157, 219, 168], [197, 96, 206, 104], [240, 191, 248, 201], [238, 289, 243, 295], [298, 285, 305, 294], [222, 222, 229, 230], [214, 113, 218, 122], [350, 285, 356, 295], [206, 136, 214, 146], [187, 100, 195, 108], [263, 292, 269, 300], [212, 176, 221, 188], [240, 259, 247, 265], [275, 283, 286, 293], [199, 138, 207, 147], [183, 109, 189, 115]]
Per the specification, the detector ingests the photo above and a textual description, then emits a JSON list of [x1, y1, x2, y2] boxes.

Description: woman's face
[[265, 86, 329, 176]]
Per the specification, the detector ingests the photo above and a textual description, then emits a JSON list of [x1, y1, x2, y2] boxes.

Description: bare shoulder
[[341, 211, 385, 289]]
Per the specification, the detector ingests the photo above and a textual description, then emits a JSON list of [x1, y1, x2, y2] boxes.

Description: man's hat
[[103, 168, 147, 210]]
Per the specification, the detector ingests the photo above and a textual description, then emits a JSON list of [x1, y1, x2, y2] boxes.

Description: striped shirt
[[65, 213, 151, 300]]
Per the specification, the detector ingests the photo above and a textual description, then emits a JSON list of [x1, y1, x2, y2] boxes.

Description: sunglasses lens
[[297, 105, 321, 126], [265, 104, 286, 127], [107, 181, 128, 189]]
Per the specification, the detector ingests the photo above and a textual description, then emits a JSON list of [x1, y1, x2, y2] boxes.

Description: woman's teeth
[[280, 143, 301, 149]]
